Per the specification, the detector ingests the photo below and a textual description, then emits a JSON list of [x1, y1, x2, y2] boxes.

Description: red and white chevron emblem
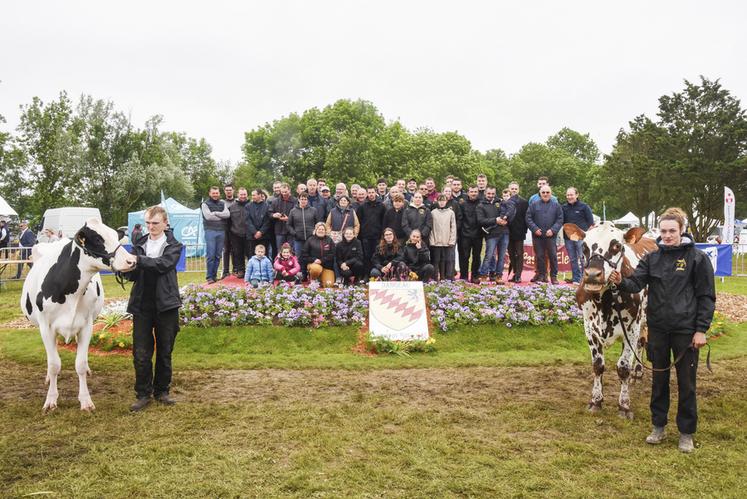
[[369, 287, 425, 331]]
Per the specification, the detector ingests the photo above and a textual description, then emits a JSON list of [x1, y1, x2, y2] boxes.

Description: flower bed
[[180, 281, 582, 331]]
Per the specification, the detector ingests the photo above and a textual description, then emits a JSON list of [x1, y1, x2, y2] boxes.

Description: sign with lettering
[[368, 281, 429, 341]]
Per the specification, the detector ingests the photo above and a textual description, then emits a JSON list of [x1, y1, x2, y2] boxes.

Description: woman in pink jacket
[[273, 243, 301, 284]]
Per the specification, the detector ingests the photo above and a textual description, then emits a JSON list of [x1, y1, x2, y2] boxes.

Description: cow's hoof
[[587, 402, 602, 413], [618, 408, 634, 420], [42, 400, 58, 414], [80, 400, 96, 412]]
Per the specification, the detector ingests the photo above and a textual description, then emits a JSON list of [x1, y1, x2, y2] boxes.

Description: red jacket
[[273, 255, 301, 276]]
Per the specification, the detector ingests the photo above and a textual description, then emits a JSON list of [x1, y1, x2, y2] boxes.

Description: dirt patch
[[3, 357, 745, 414], [716, 292, 747, 323]]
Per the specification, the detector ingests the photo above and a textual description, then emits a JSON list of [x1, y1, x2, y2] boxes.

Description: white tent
[[613, 211, 639, 228], [0, 195, 18, 217]]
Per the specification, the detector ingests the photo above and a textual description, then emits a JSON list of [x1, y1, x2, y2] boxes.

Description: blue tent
[[128, 197, 204, 256]]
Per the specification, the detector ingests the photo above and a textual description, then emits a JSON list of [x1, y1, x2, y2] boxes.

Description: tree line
[[1, 77, 745, 241]]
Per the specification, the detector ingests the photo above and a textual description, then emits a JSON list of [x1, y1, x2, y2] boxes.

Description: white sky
[[2, 0, 745, 164]]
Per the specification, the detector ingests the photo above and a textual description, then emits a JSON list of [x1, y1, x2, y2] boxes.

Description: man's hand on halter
[[608, 270, 622, 285], [692, 332, 707, 349]]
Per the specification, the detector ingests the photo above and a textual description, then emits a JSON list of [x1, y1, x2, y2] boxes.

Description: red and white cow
[[564, 221, 658, 419], [21, 219, 136, 412]]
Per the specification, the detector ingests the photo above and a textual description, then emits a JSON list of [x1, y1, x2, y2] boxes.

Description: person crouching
[[274, 242, 301, 285], [303, 222, 336, 287], [245, 244, 273, 288], [335, 227, 365, 285]]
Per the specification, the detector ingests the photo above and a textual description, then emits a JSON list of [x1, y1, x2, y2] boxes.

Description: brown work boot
[[130, 397, 152, 412], [495, 275, 504, 285]]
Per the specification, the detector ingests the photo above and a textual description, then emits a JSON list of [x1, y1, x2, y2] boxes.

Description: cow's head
[[564, 221, 646, 295], [74, 219, 136, 272]]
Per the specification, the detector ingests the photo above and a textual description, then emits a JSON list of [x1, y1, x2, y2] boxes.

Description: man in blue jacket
[[562, 187, 594, 284], [526, 186, 563, 284]]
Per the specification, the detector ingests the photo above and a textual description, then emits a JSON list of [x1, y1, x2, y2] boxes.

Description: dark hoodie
[[619, 234, 716, 334], [126, 231, 183, 314]]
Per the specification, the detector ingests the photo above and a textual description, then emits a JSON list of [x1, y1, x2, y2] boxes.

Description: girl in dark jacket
[[125, 206, 183, 412], [402, 229, 435, 282], [610, 207, 715, 453], [302, 222, 336, 288], [335, 227, 365, 285], [370, 227, 409, 281]]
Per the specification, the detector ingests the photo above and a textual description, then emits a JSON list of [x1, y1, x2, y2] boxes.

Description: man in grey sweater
[[526, 186, 563, 284]]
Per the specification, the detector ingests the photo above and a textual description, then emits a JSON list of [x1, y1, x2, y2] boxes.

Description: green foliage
[[239, 99, 483, 188], [364, 333, 437, 356], [601, 77, 747, 235], [5, 93, 225, 226]]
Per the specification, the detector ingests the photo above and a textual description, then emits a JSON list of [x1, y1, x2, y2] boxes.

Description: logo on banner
[[703, 247, 718, 271], [369, 287, 424, 331]]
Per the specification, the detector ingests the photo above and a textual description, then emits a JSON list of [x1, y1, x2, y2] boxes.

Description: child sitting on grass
[[245, 244, 273, 288], [273, 242, 301, 285]]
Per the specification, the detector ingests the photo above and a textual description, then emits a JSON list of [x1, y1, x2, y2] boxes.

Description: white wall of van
[[39, 207, 102, 242]]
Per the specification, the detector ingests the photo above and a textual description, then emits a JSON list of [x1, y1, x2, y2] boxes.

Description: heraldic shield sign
[[368, 281, 429, 341]]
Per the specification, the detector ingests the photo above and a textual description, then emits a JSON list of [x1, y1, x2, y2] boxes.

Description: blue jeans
[[293, 240, 306, 278], [479, 234, 509, 276], [205, 229, 225, 281], [565, 239, 584, 283], [495, 233, 509, 277]]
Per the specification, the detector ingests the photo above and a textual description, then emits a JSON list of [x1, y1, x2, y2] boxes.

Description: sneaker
[[155, 393, 176, 406], [130, 397, 152, 412], [206, 279, 216, 285], [678, 433, 694, 453], [495, 275, 504, 285], [645, 426, 666, 445], [550, 277, 559, 285]]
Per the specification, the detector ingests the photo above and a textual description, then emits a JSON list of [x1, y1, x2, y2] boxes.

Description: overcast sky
[[2, 0, 745, 164]]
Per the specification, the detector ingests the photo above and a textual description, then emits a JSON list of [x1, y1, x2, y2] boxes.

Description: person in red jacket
[[273, 243, 301, 284]]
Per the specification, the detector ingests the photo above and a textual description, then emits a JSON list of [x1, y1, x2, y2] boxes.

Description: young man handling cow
[[610, 208, 715, 453], [124, 206, 184, 412]]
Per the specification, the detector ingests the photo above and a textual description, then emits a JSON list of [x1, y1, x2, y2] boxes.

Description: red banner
[[522, 244, 571, 272]]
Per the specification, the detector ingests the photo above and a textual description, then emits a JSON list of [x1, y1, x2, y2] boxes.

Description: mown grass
[[1, 358, 746, 497], [716, 275, 747, 295]]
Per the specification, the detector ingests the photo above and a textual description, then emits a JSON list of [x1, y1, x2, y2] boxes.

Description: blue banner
[[694, 244, 732, 277]]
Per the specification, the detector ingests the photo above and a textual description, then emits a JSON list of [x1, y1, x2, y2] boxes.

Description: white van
[[39, 207, 102, 242]]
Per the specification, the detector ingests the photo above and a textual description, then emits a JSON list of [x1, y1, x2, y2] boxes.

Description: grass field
[[1, 274, 746, 497]]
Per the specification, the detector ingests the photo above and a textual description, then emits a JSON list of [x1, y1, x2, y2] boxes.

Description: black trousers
[[132, 307, 179, 399], [431, 246, 455, 280], [413, 264, 435, 282], [222, 228, 232, 276], [458, 235, 482, 280], [647, 331, 699, 434], [533, 236, 558, 278], [361, 239, 378, 275], [230, 232, 248, 275], [339, 261, 365, 281], [507, 239, 524, 279]]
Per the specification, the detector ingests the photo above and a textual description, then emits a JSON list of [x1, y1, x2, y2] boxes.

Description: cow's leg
[[75, 323, 95, 412], [587, 328, 605, 412], [617, 322, 640, 420], [40, 323, 61, 413]]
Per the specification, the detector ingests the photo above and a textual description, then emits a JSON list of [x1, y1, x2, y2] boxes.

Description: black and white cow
[[21, 219, 136, 412], [564, 221, 658, 419]]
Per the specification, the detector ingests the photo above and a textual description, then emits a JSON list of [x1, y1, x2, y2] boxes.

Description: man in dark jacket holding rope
[[610, 207, 715, 453]]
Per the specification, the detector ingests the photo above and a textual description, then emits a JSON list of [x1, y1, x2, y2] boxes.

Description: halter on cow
[[564, 221, 658, 419], [21, 219, 136, 413]]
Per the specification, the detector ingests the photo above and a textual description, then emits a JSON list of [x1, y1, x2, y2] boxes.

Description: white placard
[[368, 281, 429, 341]]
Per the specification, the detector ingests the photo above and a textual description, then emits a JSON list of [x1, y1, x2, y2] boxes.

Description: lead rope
[[609, 285, 712, 373]]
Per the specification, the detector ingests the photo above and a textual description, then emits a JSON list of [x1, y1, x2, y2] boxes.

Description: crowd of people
[[198, 174, 595, 287]]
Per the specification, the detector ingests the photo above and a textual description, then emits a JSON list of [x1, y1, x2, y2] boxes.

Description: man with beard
[[221, 184, 236, 279], [227, 187, 250, 278]]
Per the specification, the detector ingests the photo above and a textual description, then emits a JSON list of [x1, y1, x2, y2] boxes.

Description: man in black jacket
[[228, 187, 250, 278], [246, 189, 272, 258], [458, 186, 482, 283], [125, 206, 183, 412], [611, 208, 715, 453], [357, 187, 386, 276], [507, 181, 529, 283]]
